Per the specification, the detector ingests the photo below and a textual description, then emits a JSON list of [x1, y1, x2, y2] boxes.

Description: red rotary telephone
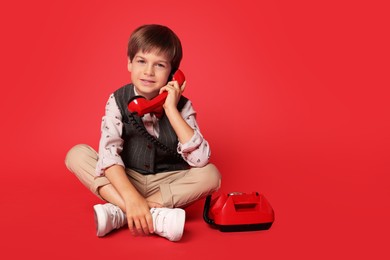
[[128, 69, 185, 118], [203, 191, 275, 232]]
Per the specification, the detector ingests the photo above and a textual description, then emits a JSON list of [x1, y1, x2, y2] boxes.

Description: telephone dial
[[128, 69, 185, 118]]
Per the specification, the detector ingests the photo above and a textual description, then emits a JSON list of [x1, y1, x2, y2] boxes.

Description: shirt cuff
[[177, 130, 204, 154], [95, 149, 125, 176]]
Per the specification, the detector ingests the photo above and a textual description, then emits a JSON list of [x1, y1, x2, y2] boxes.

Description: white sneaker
[[93, 203, 127, 237], [151, 208, 185, 242]]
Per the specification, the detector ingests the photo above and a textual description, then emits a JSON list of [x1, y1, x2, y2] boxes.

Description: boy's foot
[[93, 203, 127, 237], [93, 204, 185, 241], [151, 208, 186, 242]]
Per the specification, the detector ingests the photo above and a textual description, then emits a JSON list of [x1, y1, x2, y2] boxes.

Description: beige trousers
[[65, 144, 221, 208]]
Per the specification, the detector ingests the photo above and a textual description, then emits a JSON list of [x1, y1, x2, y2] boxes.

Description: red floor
[[2, 157, 388, 259]]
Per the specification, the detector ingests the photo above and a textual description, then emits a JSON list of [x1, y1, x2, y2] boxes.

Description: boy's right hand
[[103, 165, 155, 236], [125, 195, 154, 236]]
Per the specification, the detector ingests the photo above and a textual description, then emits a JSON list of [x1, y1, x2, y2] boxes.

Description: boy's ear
[[127, 57, 132, 72]]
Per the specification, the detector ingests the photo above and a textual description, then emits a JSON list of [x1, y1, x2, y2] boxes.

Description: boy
[[65, 24, 221, 242]]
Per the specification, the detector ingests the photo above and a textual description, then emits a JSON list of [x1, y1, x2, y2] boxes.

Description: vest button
[[147, 144, 152, 149], [144, 164, 150, 169]]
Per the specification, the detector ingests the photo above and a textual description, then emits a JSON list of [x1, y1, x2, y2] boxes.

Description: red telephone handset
[[128, 69, 185, 118]]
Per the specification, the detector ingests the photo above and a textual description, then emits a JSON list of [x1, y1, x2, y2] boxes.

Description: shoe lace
[[108, 205, 125, 228]]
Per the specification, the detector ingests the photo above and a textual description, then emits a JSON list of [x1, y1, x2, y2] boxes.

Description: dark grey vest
[[114, 84, 190, 174]]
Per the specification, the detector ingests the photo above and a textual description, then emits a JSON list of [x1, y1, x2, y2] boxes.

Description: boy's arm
[[177, 102, 211, 167], [97, 94, 154, 235], [104, 165, 154, 235], [164, 104, 194, 144], [161, 81, 210, 166], [162, 81, 194, 144], [96, 94, 125, 176]]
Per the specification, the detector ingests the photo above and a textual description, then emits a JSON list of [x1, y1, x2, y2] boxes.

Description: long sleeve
[[176, 101, 211, 167], [95, 94, 125, 176]]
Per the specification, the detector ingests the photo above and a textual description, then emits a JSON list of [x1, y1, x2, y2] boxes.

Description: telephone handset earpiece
[[128, 69, 185, 118], [170, 69, 185, 86]]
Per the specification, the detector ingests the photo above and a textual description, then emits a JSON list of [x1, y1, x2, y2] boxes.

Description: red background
[[1, 0, 389, 259]]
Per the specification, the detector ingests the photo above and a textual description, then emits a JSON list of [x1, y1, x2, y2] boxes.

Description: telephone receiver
[[128, 69, 185, 118]]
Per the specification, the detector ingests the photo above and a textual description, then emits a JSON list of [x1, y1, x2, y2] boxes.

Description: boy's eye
[[156, 63, 165, 68], [137, 59, 145, 64]]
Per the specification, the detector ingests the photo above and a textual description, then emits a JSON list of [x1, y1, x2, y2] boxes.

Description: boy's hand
[[159, 80, 194, 144], [160, 80, 186, 110], [125, 195, 154, 236]]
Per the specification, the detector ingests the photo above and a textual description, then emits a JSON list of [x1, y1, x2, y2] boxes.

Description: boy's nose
[[144, 65, 154, 76]]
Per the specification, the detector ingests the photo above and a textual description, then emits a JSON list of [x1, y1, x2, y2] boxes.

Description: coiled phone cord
[[128, 112, 185, 161]]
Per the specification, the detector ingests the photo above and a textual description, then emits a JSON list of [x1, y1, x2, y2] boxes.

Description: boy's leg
[[65, 144, 186, 241], [141, 164, 222, 208], [65, 144, 110, 199], [66, 145, 221, 209], [65, 144, 129, 236]]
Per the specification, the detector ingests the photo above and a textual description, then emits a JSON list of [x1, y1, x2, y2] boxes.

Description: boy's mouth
[[140, 79, 156, 86]]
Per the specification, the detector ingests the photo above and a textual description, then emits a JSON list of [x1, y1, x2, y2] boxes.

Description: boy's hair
[[127, 24, 183, 73]]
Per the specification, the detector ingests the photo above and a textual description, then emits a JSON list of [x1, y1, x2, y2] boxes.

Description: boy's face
[[128, 49, 172, 100]]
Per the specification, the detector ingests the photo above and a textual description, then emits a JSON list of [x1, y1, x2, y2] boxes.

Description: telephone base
[[213, 222, 274, 232], [203, 192, 275, 232]]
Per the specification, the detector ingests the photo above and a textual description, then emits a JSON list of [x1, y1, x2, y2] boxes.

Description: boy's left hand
[[160, 80, 186, 110]]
